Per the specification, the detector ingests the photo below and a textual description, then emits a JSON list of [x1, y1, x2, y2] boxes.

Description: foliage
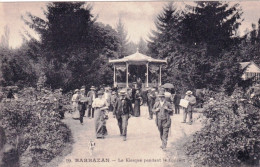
[[0, 87, 72, 167], [37, 73, 47, 90], [180, 1, 243, 92], [23, 2, 94, 52], [137, 37, 148, 54], [126, 41, 137, 55], [148, 2, 184, 88], [0, 47, 38, 88], [116, 18, 129, 58], [185, 88, 260, 167], [0, 25, 10, 49], [21, 2, 120, 91], [148, 1, 244, 94], [148, 2, 181, 59], [181, 2, 242, 59], [238, 19, 260, 65]]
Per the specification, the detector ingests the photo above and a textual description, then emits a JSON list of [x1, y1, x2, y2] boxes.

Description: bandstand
[[108, 49, 167, 88]]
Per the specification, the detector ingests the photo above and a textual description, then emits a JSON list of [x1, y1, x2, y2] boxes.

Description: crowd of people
[[70, 83, 197, 150]]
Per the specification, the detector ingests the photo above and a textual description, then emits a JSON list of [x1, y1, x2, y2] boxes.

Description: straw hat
[[74, 89, 79, 93], [186, 90, 193, 95], [158, 92, 165, 97], [119, 90, 127, 95], [97, 90, 104, 95], [90, 86, 95, 90]]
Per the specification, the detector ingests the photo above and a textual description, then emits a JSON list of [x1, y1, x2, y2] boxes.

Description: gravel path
[[58, 106, 202, 167]]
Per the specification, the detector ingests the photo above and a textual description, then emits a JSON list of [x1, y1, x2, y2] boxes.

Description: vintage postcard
[[0, 1, 260, 167]]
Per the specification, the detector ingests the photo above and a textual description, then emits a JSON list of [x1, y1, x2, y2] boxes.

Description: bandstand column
[[113, 65, 116, 87], [159, 65, 162, 86], [126, 62, 129, 88], [146, 62, 149, 87], [158, 66, 160, 86]]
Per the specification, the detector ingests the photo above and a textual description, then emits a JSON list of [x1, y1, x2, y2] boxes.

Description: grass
[[164, 135, 196, 167]]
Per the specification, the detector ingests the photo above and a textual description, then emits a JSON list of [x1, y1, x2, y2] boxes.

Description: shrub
[[0, 87, 72, 167], [185, 89, 260, 167]]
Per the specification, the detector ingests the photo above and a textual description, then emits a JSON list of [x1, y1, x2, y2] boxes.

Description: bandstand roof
[[109, 50, 167, 65]]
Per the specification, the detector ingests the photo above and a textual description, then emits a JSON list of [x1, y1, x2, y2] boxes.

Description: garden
[[0, 87, 72, 167], [184, 88, 260, 167]]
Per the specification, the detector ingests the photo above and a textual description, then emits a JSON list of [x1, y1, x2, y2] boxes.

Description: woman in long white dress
[[71, 89, 80, 119], [92, 90, 108, 139]]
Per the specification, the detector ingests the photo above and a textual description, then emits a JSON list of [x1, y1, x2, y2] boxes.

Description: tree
[[116, 17, 129, 58], [23, 2, 95, 61], [0, 48, 37, 87], [23, 2, 119, 91], [238, 19, 260, 66], [148, 1, 244, 94], [250, 23, 257, 44], [126, 41, 137, 55], [137, 37, 148, 54], [182, 2, 244, 92], [181, 1, 243, 60], [148, 2, 181, 58], [0, 25, 10, 49], [258, 19, 260, 43], [147, 2, 191, 90]]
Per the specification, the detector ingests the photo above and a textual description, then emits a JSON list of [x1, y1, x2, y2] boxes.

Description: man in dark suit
[[153, 92, 173, 150], [87, 86, 96, 118], [113, 89, 133, 141], [147, 88, 156, 120], [110, 91, 118, 112], [78, 88, 88, 124], [173, 91, 181, 114], [131, 82, 137, 103], [137, 77, 142, 89]]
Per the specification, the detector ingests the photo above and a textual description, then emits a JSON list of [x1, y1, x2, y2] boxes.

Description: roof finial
[[137, 47, 139, 53]]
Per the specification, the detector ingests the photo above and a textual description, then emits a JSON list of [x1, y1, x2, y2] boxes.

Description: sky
[[0, 1, 260, 48]]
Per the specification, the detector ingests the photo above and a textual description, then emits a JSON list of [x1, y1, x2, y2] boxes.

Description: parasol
[[162, 83, 174, 89]]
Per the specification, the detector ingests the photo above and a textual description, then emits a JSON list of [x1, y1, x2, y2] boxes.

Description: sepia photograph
[[0, 1, 260, 167]]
